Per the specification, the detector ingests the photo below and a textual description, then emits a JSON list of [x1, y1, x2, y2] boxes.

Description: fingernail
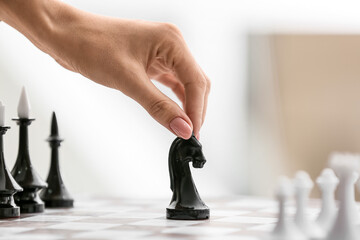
[[170, 117, 192, 139]]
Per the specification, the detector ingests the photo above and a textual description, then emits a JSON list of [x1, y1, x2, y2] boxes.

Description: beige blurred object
[[248, 34, 360, 197]]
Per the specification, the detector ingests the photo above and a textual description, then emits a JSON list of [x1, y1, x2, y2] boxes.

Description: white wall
[[1, 0, 360, 198]]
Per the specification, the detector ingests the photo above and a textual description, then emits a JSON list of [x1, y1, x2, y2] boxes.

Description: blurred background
[[1, 0, 360, 199]]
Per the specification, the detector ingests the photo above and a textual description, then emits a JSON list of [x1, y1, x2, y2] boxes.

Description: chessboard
[[0, 195, 322, 240]]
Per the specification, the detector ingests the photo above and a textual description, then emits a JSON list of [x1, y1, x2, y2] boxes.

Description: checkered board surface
[[0, 196, 321, 240]]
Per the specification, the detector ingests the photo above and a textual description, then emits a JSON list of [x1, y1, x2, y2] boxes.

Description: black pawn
[[40, 112, 73, 208], [0, 126, 23, 218], [11, 118, 47, 213]]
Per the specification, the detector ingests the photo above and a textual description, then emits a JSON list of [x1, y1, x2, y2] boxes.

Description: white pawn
[[355, 176, 360, 221], [330, 153, 359, 222], [337, 171, 360, 223], [293, 171, 324, 239], [269, 176, 307, 240], [327, 153, 360, 240], [316, 168, 339, 232], [350, 171, 359, 223]]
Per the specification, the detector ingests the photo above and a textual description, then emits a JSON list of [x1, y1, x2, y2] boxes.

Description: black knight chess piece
[[166, 134, 210, 220], [40, 112, 74, 208], [11, 118, 47, 213], [0, 126, 23, 218]]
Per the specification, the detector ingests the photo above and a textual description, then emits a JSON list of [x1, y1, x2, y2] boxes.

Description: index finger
[[174, 53, 207, 139]]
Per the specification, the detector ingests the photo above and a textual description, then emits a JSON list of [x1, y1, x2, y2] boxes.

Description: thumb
[[134, 76, 193, 139]]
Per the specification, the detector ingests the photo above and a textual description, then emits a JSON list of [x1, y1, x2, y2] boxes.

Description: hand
[[0, 0, 210, 139]]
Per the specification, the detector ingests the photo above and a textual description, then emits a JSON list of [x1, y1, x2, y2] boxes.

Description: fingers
[[174, 54, 208, 139], [199, 67, 211, 126], [133, 71, 193, 140], [154, 67, 210, 132], [154, 74, 186, 105]]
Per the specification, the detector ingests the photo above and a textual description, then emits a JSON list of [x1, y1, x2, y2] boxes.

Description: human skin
[[0, 0, 210, 139]]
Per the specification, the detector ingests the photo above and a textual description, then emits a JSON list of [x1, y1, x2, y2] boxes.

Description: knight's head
[[178, 134, 206, 168]]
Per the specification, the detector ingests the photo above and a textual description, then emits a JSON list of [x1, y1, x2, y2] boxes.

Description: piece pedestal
[[17, 202, 44, 214], [0, 206, 20, 218], [13, 186, 46, 214], [0, 195, 22, 218], [14, 190, 45, 213], [14, 189, 45, 214], [166, 208, 210, 220], [43, 198, 74, 208]]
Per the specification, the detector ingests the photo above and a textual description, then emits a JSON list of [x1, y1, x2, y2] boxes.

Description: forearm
[[0, 0, 81, 57], [1, 0, 54, 40]]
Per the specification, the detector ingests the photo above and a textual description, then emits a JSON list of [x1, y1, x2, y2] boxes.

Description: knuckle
[[196, 77, 207, 90], [162, 23, 182, 36], [157, 23, 183, 45], [184, 78, 207, 91], [153, 23, 185, 69], [148, 99, 173, 119]]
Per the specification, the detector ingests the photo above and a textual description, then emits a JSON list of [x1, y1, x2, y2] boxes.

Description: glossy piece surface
[[0, 126, 22, 218], [40, 112, 74, 208], [11, 118, 47, 213], [166, 134, 209, 220]]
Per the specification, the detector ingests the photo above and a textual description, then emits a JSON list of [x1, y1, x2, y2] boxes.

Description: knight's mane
[[169, 137, 182, 191]]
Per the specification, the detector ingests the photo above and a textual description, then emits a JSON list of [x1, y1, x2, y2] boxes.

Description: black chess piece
[[0, 126, 23, 218], [40, 112, 74, 208], [11, 118, 47, 213], [166, 134, 210, 220]]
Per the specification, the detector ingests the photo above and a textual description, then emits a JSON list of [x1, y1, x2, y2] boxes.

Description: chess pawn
[[0, 125, 23, 218], [11, 87, 47, 213], [40, 112, 73, 208], [349, 172, 359, 223], [355, 177, 360, 216], [269, 176, 306, 240], [316, 168, 339, 232], [330, 153, 359, 223], [327, 153, 360, 240], [293, 171, 324, 239]]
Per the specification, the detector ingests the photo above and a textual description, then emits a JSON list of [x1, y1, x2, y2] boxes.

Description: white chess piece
[[330, 153, 359, 223], [355, 176, 360, 222], [350, 171, 359, 223], [327, 153, 360, 240], [269, 176, 307, 240], [316, 168, 339, 232], [293, 171, 324, 239]]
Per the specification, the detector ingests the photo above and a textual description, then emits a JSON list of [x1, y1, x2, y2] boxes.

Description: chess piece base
[[18, 202, 44, 213], [166, 208, 210, 220], [0, 206, 20, 218], [44, 199, 74, 208]]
